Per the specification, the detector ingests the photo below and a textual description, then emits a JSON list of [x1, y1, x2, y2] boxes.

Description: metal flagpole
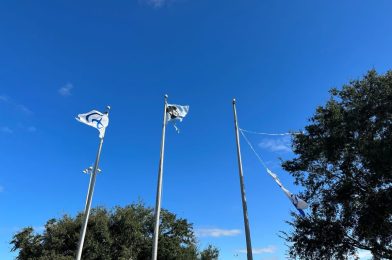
[[75, 106, 110, 260], [82, 167, 101, 214], [232, 99, 253, 260], [152, 94, 168, 260], [83, 167, 93, 214]]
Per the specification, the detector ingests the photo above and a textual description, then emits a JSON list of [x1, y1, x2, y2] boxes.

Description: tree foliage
[[200, 245, 219, 260], [282, 70, 392, 259], [11, 203, 219, 260]]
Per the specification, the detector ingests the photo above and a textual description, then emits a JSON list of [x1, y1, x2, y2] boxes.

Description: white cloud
[[260, 256, 279, 260], [237, 245, 277, 255], [0, 95, 9, 102], [141, 0, 177, 8], [147, 0, 166, 7], [357, 250, 372, 259], [58, 83, 73, 97], [259, 136, 291, 153], [0, 95, 32, 115], [17, 104, 32, 114], [0, 126, 13, 134], [196, 228, 241, 237]]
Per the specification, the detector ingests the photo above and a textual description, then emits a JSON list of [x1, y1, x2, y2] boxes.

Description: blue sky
[[1, 1, 392, 259]]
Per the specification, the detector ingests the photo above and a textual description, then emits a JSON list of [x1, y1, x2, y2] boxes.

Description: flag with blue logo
[[76, 110, 109, 138], [266, 168, 308, 216]]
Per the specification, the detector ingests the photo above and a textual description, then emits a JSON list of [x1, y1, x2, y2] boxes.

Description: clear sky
[[1, 1, 392, 259]]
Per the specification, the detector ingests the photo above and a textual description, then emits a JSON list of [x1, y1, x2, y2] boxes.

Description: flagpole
[[82, 167, 101, 213], [232, 99, 253, 260], [75, 106, 110, 260], [152, 94, 168, 260], [83, 167, 93, 213]]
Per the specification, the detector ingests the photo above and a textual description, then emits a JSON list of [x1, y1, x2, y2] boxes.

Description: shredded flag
[[166, 104, 189, 132], [239, 128, 308, 217], [76, 110, 109, 138], [266, 168, 308, 216]]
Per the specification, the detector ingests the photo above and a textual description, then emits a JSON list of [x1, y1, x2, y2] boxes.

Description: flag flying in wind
[[76, 110, 109, 138], [166, 104, 189, 132], [266, 168, 308, 216], [238, 128, 308, 216]]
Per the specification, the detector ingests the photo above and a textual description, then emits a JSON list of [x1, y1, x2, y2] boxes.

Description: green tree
[[200, 245, 219, 260], [11, 203, 218, 260], [282, 70, 392, 259]]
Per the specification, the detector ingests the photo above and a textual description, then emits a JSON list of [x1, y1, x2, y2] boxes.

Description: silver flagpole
[[75, 106, 110, 260], [232, 99, 253, 260], [83, 167, 93, 214], [152, 94, 168, 260], [82, 167, 101, 214]]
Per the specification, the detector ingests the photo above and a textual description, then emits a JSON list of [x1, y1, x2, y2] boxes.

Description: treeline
[[11, 203, 219, 260]]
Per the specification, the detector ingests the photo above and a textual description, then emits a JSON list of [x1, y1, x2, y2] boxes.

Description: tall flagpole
[[152, 94, 168, 260], [232, 99, 253, 260], [83, 167, 94, 214], [75, 106, 110, 260], [82, 167, 101, 213]]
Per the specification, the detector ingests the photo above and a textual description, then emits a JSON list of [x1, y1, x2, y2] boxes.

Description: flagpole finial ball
[[164, 94, 168, 99], [233, 99, 236, 104], [106, 106, 111, 111]]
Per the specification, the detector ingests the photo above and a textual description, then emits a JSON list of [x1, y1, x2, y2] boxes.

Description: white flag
[[76, 110, 109, 138], [166, 104, 189, 122], [266, 168, 308, 216], [166, 104, 189, 132]]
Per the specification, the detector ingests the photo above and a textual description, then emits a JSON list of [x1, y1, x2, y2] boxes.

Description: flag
[[166, 104, 189, 122], [166, 104, 189, 132], [266, 168, 308, 216], [76, 110, 109, 138]]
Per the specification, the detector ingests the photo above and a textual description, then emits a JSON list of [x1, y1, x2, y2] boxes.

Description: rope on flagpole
[[239, 128, 301, 136], [239, 129, 269, 170], [240, 128, 308, 217]]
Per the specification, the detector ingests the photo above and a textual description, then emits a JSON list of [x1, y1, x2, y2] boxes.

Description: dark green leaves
[[11, 203, 219, 260], [282, 70, 392, 259]]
